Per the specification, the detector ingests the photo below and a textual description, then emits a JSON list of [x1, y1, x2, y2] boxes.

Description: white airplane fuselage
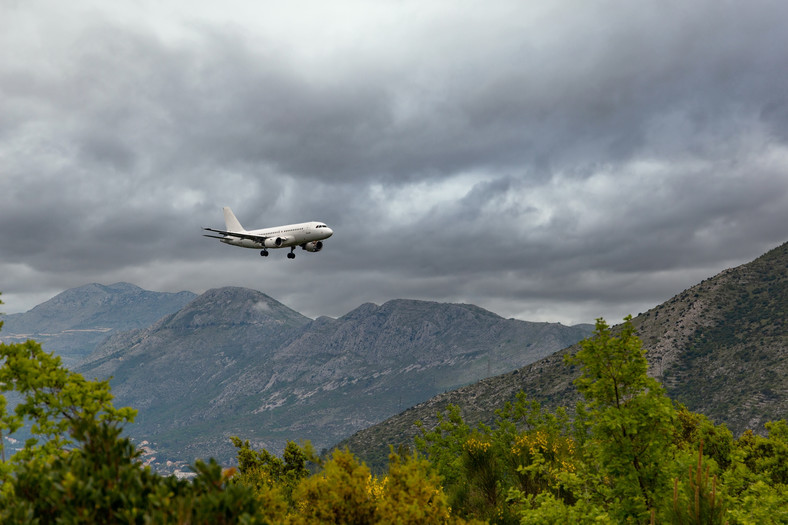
[[221, 221, 332, 249], [203, 207, 333, 259]]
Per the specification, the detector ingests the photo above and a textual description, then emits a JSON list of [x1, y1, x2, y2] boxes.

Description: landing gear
[[287, 248, 296, 259], [260, 250, 269, 257]]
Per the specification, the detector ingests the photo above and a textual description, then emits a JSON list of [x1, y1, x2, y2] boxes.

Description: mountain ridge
[[336, 241, 788, 468], [73, 289, 592, 467], [0, 283, 196, 366]]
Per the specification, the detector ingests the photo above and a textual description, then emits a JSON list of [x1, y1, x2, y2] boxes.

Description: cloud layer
[[2, 0, 787, 324]]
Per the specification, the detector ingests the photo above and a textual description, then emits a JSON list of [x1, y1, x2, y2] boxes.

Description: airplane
[[203, 207, 333, 259]]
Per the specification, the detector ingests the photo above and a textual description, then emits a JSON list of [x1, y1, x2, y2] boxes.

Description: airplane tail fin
[[222, 207, 245, 232]]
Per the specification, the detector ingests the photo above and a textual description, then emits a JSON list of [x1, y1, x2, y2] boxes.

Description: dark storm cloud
[[1, 0, 788, 324], [5, 3, 787, 185]]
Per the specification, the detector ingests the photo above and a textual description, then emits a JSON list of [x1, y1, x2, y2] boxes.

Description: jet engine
[[302, 241, 323, 252], [263, 237, 285, 248]]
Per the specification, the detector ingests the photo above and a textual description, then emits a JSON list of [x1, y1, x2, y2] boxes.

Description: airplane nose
[[326, 227, 333, 237]]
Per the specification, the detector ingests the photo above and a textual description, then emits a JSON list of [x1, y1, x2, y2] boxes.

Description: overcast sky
[[2, 0, 787, 325]]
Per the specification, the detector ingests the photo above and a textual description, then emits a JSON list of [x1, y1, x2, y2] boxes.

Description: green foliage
[[289, 448, 377, 524], [0, 337, 136, 476], [511, 491, 614, 525], [1, 418, 263, 523], [414, 404, 470, 491], [667, 441, 727, 525], [745, 420, 788, 485], [375, 450, 455, 524], [724, 480, 788, 525], [722, 421, 788, 524], [673, 404, 735, 470], [415, 392, 577, 523], [3, 302, 787, 523], [230, 440, 470, 524], [414, 316, 786, 524], [0, 329, 269, 523], [231, 436, 313, 510], [566, 316, 676, 522]]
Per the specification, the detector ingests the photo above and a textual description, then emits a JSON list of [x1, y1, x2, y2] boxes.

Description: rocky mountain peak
[[163, 287, 310, 329], [0, 283, 197, 366]]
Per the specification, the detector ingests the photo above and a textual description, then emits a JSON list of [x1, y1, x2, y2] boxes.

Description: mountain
[[642, 241, 788, 432], [0, 283, 196, 366], [338, 241, 788, 469], [75, 289, 592, 468]]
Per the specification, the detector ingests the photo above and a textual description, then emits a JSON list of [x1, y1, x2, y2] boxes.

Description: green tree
[[742, 420, 788, 486], [232, 436, 471, 524], [231, 435, 312, 519], [0, 338, 136, 473], [724, 422, 788, 524], [565, 316, 676, 522], [288, 448, 378, 525], [673, 404, 734, 470], [0, 305, 267, 523], [416, 393, 578, 524], [374, 450, 457, 524], [414, 404, 471, 495], [667, 440, 727, 525], [2, 418, 265, 523]]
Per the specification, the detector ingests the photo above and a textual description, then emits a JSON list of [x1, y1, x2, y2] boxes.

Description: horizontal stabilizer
[[203, 227, 269, 243]]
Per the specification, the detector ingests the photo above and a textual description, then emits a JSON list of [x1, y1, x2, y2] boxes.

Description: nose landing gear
[[260, 250, 269, 257]]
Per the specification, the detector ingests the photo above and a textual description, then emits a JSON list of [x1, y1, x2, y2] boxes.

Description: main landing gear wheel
[[260, 250, 269, 257], [287, 252, 296, 259]]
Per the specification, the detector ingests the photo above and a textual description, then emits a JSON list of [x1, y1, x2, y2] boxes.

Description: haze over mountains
[[1, 282, 591, 468], [340, 241, 788, 468], [0, 283, 196, 367]]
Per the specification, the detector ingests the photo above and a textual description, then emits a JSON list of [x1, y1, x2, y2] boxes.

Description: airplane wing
[[202, 227, 270, 243]]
